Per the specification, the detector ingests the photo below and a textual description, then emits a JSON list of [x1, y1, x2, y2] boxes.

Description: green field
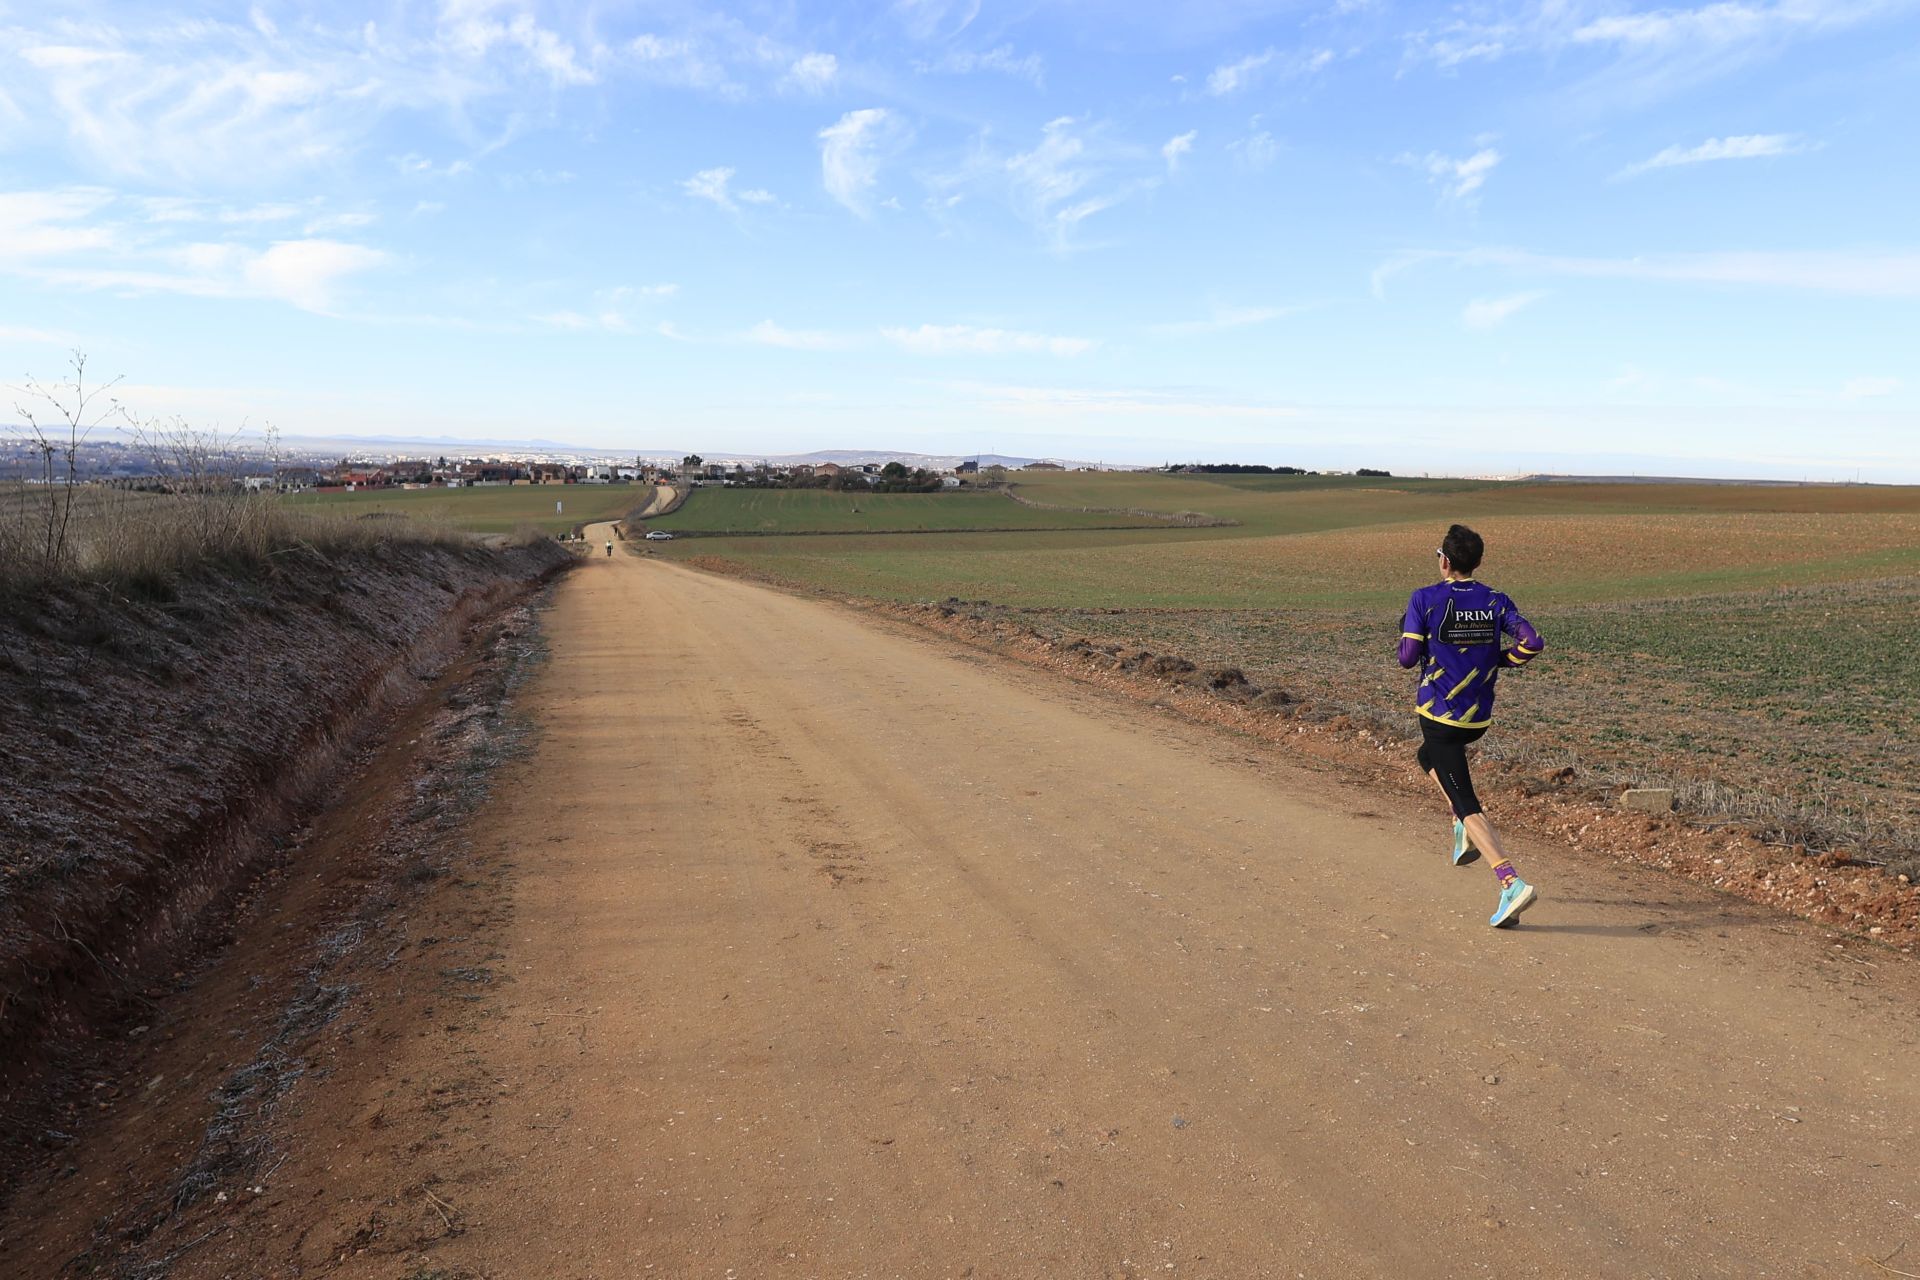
[[661, 474, 1920, 609], [644, 486, 1179, 535], [659, 470, 1920, 860], [285, 484, 647, 534]]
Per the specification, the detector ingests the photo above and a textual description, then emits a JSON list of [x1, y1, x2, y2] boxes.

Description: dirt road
[[13, 527, 1918, 1278]]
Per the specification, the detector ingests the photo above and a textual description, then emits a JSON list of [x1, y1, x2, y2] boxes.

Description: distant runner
[[1398, 524, 1544, 927], [605, 540, 614, 558]]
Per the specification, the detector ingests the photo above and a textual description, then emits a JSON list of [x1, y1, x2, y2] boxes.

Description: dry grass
[[0, 484, 475, 598]]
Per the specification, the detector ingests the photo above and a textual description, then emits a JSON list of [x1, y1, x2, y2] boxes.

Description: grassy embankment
[[0, 484, 490, 596], [652, 471, 1920, 861], [1, 478, 572, 1167]]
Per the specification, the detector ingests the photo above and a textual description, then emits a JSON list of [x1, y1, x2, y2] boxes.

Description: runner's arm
[[1398, 597, 1427, 668], [1500, 607, 1543, 668]]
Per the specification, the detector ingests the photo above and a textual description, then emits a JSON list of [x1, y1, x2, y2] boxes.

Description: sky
[[2, 0, 1917, 479]]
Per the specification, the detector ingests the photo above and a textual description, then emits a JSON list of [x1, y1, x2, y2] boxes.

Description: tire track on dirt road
[[43, 523, 1918, 1278]]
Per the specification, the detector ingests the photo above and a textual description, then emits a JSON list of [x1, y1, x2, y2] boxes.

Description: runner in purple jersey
[[1398, 524, 1544, 927]]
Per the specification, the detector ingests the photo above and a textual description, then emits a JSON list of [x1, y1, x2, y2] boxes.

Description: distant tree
[[880, 461, 909, 480], [1356, 467, 1392, 477], [683, 453, 704, 470]]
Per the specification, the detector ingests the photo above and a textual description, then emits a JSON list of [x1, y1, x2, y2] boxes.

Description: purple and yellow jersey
[[1397, 580, 1542, 728]]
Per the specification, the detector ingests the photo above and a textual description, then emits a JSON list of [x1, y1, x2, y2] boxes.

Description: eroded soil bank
[[0, 539, 569, 1182]]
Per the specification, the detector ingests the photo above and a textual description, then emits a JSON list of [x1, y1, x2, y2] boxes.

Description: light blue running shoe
[[1490, 877, 1538, 928], [1451, 818, 1480, 867]]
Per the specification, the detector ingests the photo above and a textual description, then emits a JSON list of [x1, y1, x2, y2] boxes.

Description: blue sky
[[2, 0, 1916, 478]]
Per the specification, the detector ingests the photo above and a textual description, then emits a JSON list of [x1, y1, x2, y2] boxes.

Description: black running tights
[[1416, 718, 1489, 819]]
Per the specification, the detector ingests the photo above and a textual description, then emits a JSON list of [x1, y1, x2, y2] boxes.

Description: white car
[[644, 530, 674, 541]]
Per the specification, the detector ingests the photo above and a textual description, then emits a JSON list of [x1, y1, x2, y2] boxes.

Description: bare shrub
[[3, 353, 480, 599], [2, 350, 126, 582]]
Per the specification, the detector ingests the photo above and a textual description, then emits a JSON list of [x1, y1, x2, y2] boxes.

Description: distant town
[[4, 432, 1418, 492], [262, 454, 1019, 494], [0, 432, 1099, 493]]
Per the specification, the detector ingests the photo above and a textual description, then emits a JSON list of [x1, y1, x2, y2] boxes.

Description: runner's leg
[[1419, 721, 1515, 881]]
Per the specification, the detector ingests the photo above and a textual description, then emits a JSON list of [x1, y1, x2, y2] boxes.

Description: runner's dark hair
[[1441, 524, 1484, 575]]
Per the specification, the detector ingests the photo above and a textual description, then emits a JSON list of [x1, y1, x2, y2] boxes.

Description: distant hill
[[268, 435, 1131, 471], [720, 449, 1129, 471]]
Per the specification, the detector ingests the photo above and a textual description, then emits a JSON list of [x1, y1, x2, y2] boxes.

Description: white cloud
[[1162, 131, 1197, 172], [436, 0, 598, 86], [0, 7, 614, 185], [1151, 304, 1302, 335], [0, 324, 80, 346], [784, 52, 839, 92], [305, 211, 379, 234], [21, 237, 388, 313], [1405, 1, 1902, 104], [0, 188, 120, 260], [746, 320, 855, 350], [1005, 116, 1141, 250], [819, 108, 901, 216], [1571, 5, 1771, 47], [627, 33, 735, 93], [914, 45, 1044, 86], [1840, 376, 1901, 399], [1229, 127, 1279, 172], [0, 187, 387, 311], [893, 0, 983, 41], [683, 166, 741, 212], [738, 187, 777, 205], [1375, 246, 1920, 298], [219, 202, 305, 224], [538, 284, 679, 332], [1206, 47, 1334, 95], [240, 238, 390, 311], [1008, 118, 1090, 213], [1404, 147, 1501, 201], [396, 155, 475, 179], [955, 381, 1300, 420], [1208, 50, 1275, 95], [1462, 290, 1548, 328], [1616, 133, 1807, 179], [500, 168, 578, 189], [881, 324, 1096, 356], [935, 116, 1163, 252]]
